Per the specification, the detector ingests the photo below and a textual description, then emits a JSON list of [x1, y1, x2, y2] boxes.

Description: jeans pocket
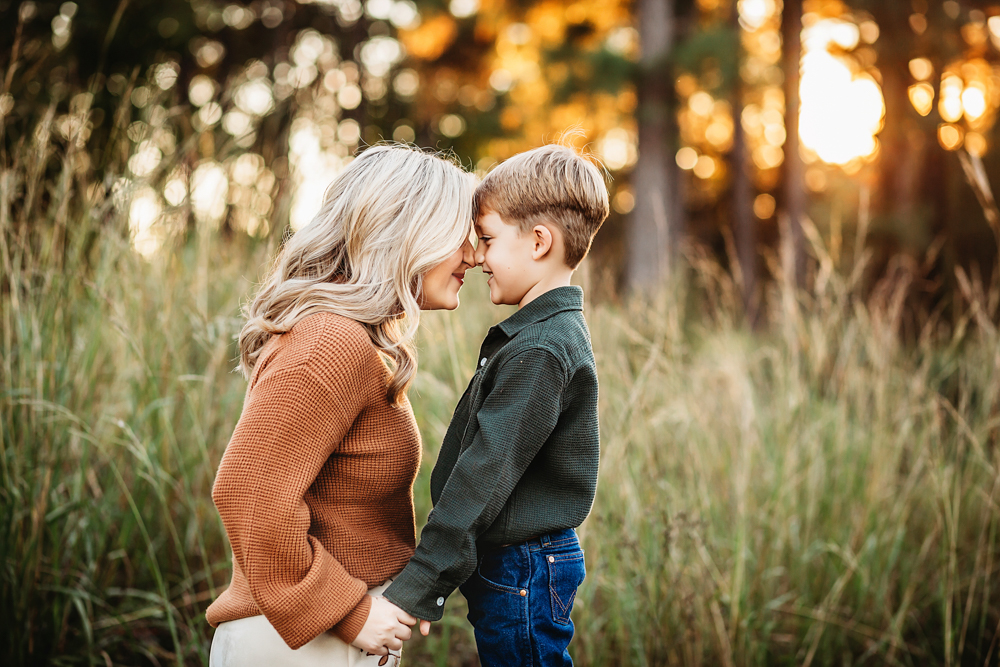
[[477, 549, 524, 595], [547, 550, 585, 625]]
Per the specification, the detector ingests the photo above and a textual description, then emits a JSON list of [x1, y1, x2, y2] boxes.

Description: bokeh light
[[938, 123, 964, 151], [753, 193, 776, 219], [439, 113, 466, 138], [128, 186, 162, 258], [612, 187, 635, 214], [599, 128, 637, 171], [965, 131, 988, 157], [908, 83, 935, 117], [191, 161, 229, 227], [909, 58, 934, 82], [676, 147, 698, 171], [450, 0, 480, 19], [235, 79, 275, 116], [188, 75, 216, 107]]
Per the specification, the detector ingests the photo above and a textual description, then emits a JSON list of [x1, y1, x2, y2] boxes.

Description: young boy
[[383, 144, 608, 666]]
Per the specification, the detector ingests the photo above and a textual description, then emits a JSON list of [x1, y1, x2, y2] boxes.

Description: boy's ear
[[530, 224, 553, 260]]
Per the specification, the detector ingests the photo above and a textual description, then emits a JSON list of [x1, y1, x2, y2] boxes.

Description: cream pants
[[209, 582, 401, 667]]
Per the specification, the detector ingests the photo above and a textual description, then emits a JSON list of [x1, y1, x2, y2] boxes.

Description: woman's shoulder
[[251, 312, 386, 399], [279, 312, 379, 368]]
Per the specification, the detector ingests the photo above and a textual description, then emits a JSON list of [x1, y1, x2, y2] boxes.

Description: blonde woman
[[207, 145, 475, 666]]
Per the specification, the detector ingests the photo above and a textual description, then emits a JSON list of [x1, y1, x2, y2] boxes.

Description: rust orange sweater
[[206, 312, 422, 650]]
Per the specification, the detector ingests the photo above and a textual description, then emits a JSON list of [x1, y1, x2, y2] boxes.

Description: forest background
[[3, 0, 1000, 665]]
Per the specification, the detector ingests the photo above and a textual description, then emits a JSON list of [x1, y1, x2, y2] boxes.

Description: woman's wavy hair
[[238, 144, 475, 403]]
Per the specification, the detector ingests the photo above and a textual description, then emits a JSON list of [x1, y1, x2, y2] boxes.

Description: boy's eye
[[477, 236, 491, 244]]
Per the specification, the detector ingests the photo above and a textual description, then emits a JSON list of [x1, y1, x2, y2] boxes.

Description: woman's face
[[419, 236, 476, 310]]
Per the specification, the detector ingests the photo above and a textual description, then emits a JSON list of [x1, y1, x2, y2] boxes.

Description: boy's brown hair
[[473, 144, 610, 268]]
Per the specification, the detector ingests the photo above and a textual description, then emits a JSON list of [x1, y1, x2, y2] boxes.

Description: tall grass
[[3, 110, 1000, 667]]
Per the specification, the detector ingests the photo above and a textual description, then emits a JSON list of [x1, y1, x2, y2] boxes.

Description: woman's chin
[[421, 292, 461, 311]]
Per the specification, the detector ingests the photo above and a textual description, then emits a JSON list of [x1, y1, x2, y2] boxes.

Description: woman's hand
[[351, 596, 417, 655]]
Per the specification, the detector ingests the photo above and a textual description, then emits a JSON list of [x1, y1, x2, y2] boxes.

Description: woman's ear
[[531, 224, 554, 260]]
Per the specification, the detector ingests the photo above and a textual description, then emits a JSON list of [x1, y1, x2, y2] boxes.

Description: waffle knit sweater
[[206, 312, 422, 650]]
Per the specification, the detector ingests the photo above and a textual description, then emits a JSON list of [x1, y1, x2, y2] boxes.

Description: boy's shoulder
[[497, 308, 594, 375]]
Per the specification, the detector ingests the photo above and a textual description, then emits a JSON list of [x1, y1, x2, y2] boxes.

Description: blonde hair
[[472, 144, 609, 268], [239, 144, 474, 403]]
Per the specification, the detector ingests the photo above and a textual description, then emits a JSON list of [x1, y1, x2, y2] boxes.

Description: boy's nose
[[473, 243, 485, 266]]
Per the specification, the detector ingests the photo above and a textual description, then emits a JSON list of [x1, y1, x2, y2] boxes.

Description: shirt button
[[519, 589, 527, 597], [436, 597, 444, 606], [480, 357, 487, 367], [548, 556, 555, 563]]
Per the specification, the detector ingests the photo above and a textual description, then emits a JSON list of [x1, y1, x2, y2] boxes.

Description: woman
[[207, 145, 476, 666]]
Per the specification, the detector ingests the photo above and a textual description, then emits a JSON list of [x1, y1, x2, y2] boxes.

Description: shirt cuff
[[382, 561, 450, 621], [329, 594, 372, 644]]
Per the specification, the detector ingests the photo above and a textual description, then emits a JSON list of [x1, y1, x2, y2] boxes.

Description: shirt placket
[[458, 328, 509, 448]]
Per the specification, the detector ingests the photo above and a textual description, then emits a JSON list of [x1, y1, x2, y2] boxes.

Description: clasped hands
[[349, 596, 432, 656]]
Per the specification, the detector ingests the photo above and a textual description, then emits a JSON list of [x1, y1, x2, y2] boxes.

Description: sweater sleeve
[[211, 357, 373, 650], [383, 348, 566, 620]]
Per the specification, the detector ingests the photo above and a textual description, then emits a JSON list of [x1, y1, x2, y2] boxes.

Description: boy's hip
[[461, 530, 584, 666], [466, 528, 584, 599]]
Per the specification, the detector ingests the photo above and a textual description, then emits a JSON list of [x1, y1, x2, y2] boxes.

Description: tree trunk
[[870, 3, 927, 260], [730, 8, 757, 327], [781, 0, 807, 288], [732, 88, 758, 327], [626, 0, 679, 291]]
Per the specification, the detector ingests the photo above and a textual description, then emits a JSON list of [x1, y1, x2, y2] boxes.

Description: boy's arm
[[382, 347, 566, 621]]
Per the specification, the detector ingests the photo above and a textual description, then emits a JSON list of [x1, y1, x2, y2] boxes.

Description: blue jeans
[[459, 529, 585, 667]]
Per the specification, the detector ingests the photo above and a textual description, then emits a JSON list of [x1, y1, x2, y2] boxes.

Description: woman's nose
[[462, 238, 476, 267]]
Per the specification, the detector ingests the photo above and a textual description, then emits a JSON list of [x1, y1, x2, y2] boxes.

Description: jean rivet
[[519, 589, 527, 597], [548, 555, 555, 563]]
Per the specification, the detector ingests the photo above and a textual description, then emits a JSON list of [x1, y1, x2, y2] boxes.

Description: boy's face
[[474, 211, 538, 306]]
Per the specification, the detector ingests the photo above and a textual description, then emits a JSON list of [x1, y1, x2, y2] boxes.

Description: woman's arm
[[212, 359, 372, 650]]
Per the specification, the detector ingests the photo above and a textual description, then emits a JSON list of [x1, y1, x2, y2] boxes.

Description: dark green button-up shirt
[[383, 286, 600, 621]]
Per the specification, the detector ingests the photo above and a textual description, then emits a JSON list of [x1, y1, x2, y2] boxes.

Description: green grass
[[3, 112, 1000, 667]]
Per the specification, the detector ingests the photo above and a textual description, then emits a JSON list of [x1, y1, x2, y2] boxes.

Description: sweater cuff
[[382, 561, 450, 622], [330, 594, 372, 644]]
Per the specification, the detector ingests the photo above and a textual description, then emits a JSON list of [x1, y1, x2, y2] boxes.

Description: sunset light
[[798, 15, 885, 167]]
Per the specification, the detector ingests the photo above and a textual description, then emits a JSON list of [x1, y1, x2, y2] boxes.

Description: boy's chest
[[451, 365, 491, 450], [452, 327, 514, 438], [430, 340, 509, 494]]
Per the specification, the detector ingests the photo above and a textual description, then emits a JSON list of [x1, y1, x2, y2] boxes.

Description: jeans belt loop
[[540, 533, 552, 547]]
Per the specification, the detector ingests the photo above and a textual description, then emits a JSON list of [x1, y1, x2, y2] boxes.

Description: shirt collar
[[496, 286, 584, 337]]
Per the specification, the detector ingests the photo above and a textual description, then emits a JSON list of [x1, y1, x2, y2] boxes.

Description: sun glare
[[798, 16, 885, 166], [288, 117, 346, 231]]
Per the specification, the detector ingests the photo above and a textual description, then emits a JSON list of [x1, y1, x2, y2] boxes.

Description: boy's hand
[[350, 596, 416, 654], [420, 619, 432, 636]]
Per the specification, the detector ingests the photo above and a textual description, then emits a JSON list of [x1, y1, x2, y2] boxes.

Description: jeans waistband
[[498, 528, 578, 552]]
